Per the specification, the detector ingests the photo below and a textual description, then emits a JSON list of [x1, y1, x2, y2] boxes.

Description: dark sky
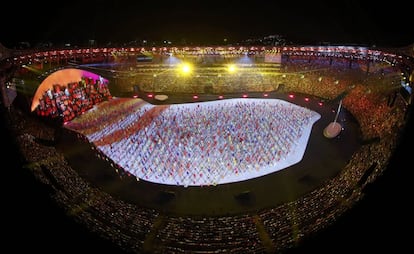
[[1, 1, 413, 47]]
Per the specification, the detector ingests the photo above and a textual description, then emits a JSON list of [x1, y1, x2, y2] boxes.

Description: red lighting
[[318, 102, 323, 106], [263, 93, 269, 97], [288, 94, 294, 99], [218, 95, 224, 99], [304, 97, 310, 102], [147, 94, 153, 98], [193, 95, 199, 99], [242, 94, 248, 98]]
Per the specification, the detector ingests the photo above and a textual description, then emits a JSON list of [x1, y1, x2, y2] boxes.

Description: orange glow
[[30, 68, 102, 112]]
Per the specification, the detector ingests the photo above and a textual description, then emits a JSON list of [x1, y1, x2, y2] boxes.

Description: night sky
[[1, 0, 413, 48]]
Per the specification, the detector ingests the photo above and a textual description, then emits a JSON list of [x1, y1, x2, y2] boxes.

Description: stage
[[57, 92, 361, 215]]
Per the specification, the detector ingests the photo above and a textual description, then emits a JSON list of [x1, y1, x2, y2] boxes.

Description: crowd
[[34, 76, 112, 123], [2, 48, 411, 253], [66, 98, 320, 186]]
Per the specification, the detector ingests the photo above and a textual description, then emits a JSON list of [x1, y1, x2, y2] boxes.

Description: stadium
[[1, 43, 413, 253]]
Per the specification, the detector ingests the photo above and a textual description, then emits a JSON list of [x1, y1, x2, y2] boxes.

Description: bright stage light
[[182, 65, 191, 73], [178, 63, 193, 75], [227, 64, 237, 73]]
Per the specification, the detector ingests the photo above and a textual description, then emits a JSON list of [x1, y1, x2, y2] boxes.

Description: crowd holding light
[[66, 98, 320, 186]]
